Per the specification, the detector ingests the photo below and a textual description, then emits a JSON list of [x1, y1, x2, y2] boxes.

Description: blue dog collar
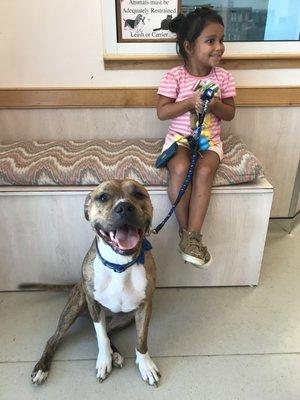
[[96, 238, 152, 273]]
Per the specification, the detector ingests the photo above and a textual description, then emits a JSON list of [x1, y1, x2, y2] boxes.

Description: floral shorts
[[162, 133, 224, 161]]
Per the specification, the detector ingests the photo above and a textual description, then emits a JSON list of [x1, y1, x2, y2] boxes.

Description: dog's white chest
[[93, 256, 147, 313]]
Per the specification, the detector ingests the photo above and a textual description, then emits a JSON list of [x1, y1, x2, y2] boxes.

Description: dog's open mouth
[[99, 225, 145, 252]]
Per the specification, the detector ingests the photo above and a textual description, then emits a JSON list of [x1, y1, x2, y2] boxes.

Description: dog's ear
[[84, 193, 91, 221]]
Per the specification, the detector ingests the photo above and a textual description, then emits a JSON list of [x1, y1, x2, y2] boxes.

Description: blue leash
[[152, 88, 215, 234]]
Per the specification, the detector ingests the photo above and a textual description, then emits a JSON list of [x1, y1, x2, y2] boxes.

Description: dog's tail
[[18, 283, 75, 292]]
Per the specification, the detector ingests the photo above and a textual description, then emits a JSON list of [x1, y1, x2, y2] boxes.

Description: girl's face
[[188, 22, 225, 70]]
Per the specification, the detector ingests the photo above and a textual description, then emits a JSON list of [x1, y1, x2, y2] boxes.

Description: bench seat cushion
[[0, 135, 263, 186]]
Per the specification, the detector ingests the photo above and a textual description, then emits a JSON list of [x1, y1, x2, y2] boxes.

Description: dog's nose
[[114, 201, 134, 215]]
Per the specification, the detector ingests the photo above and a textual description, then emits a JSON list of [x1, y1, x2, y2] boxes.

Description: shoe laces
[[187, 236, 203, 252], [188, 234, 208, 255]]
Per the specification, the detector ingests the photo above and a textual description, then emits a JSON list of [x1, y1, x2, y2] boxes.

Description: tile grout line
[[1, 351, 300, 364]]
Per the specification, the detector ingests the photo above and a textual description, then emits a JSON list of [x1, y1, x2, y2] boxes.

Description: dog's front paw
[[31, 366, 49, 385], [96, 348, 113, 382], [135, 349, 160, 387]]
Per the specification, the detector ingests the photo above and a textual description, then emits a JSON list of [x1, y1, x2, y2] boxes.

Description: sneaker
[[179, 229, 212, 267]]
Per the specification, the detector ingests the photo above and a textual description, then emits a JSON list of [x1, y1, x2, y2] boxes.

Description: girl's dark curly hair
[[169, 7, 224, 61]]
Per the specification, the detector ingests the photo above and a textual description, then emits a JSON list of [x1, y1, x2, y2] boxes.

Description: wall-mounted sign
[[116, 0, 179, 42]]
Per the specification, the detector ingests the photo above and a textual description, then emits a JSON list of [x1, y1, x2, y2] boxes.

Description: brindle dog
[[26, 179, 160, 386]]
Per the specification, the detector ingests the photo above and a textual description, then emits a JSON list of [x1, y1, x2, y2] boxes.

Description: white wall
[[0, 0, 299, 87]]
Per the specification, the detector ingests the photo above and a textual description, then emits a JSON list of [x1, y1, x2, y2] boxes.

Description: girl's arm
[[157, 93, 235, 122], [208, 97, 235, 121], [157, 93, 200, 121]]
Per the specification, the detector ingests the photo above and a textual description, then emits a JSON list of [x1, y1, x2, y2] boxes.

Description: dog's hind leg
[[109, 342, 124, 368], [106, 312, 135, 368], [107, 312, 135, 333], [31, 281, 87, 385]]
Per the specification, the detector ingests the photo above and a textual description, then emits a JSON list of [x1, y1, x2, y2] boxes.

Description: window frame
[[101, 0, 300, 67]]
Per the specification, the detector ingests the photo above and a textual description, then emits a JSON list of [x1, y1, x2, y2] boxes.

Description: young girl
[[157, 7, 236, 267]]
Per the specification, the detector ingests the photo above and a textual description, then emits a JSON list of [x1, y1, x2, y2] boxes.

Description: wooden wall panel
[[222, 108, 300, 218], [0, 87, 300, 108]]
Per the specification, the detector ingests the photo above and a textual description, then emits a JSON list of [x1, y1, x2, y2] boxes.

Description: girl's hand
[[208, 96, 222, 112], [189, 91, 204, 114], [207, 97, 235, 121], [207, 96, 219, 113]]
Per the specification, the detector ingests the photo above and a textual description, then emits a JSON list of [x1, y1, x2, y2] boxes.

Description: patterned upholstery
[[0, 136, 263, 186]]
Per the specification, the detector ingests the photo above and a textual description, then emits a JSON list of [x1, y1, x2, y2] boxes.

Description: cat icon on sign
[[153, 15, 173, 31]]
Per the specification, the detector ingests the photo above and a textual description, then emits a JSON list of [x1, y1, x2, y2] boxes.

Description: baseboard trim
[[271, 212, 300, 233]]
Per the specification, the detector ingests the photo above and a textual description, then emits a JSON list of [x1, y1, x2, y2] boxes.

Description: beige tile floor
[[0, 221, 299, 400]]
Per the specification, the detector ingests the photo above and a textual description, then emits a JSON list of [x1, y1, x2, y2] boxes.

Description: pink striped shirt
[[157, 66, 236, 151]]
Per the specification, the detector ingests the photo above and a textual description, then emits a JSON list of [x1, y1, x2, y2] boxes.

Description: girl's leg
[[178, 150, 220, 267], [188, 150, 220, 232], [167, 146, 191, 229]]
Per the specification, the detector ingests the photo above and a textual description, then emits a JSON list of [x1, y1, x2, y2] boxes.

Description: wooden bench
[[0, 136, 273, 289]]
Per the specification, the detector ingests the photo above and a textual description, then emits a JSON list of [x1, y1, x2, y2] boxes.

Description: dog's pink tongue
[[115, 227, 140, 250]]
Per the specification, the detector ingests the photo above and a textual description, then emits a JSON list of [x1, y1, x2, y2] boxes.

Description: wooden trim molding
[[104, 53, 300, 70], [0, 87, 299, 108]]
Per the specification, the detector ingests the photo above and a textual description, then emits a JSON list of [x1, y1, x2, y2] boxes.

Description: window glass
[[181, 0, 300, 41]]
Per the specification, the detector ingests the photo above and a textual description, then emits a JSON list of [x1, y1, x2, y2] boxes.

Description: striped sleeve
[[220, 71, 236, 99], [157, 70, 178, 99]]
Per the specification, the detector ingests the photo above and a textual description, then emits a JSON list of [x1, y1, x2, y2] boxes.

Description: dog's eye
[[97, 193, 110, 202], [133, 191, 146, 200]]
